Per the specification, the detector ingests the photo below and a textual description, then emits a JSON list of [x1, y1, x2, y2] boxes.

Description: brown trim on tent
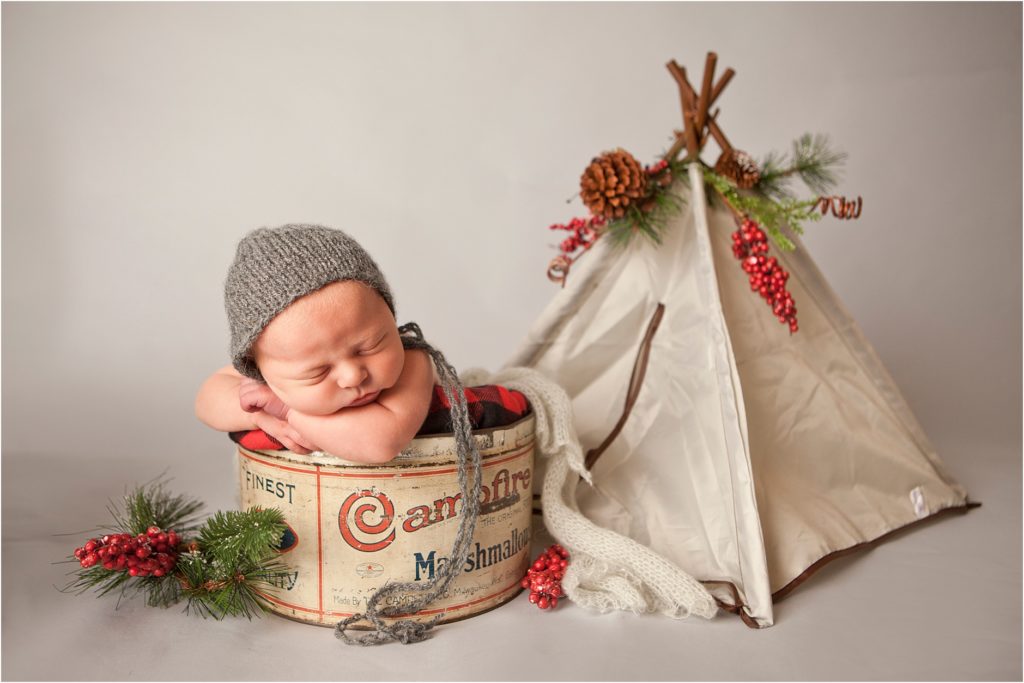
[[702, 502, 979, 629], [702, 580, 763, 628], [771, 501, 980, 602], [585, 303, 666, 470]]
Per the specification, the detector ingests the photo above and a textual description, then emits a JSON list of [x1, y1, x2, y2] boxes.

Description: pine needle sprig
[[62, 562, 134, 600], [604, 190, 685, 249], [198, 508, 286, 568], [60, 561, 183, 609], [177, 507, 292, 619], [704, 167, 823, 251], [756, 149, 791, 200], [756, 133, 847, 201], [108, 479, 205, 536], [62, 484, 293, 620], [183, 555, 292, 620]]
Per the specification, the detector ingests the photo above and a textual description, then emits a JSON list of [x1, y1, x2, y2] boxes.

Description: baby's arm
[[285, 349, 435, 464], [195, 366, 317, 454]]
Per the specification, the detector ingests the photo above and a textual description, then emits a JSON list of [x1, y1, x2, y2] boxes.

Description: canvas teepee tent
[[505, 55, 974, 628]]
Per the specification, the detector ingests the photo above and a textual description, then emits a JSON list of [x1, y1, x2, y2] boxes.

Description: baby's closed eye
[[358, 336, 387, 356], [297, 367, 330, 383]]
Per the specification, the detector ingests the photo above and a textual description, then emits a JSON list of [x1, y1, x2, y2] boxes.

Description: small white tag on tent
[[909, 486, 929, 519]]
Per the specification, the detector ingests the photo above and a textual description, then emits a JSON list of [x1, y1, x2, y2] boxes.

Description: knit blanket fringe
[[461, 366, 717, 621]]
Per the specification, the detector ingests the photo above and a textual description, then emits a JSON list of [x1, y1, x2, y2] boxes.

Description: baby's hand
[[250, 411, 318, 455], [239, 378, 290, 420]]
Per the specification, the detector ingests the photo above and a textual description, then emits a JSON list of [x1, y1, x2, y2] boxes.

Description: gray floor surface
[[1, 427, 1020, 681]]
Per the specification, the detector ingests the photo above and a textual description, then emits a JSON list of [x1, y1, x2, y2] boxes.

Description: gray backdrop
[[3, 2, 1020, 680]]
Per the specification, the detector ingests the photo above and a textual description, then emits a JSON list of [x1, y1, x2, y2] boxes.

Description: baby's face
[[252, 280, 405, 416]]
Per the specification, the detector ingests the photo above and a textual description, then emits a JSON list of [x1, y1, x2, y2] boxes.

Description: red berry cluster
[[731, 219, 798, 333], [549, 216, 605, 257], [73, 526, 180, 578], [521, 544, 569, 610]]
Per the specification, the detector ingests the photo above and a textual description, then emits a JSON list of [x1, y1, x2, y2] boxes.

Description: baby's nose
[[336, 364, 368, 389]]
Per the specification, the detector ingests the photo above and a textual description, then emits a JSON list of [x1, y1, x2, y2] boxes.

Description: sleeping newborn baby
[[195, 224, 437, 463]]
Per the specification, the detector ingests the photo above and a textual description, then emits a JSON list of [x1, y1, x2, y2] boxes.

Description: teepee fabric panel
[[704, 199, 970, 595], [507, 164, 774, 625]]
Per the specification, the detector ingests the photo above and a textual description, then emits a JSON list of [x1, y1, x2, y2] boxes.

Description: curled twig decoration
[[547, 255, 572, 288], [814, 195, 862, 219]]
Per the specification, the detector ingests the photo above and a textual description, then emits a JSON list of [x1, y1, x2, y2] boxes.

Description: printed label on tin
[[237, 423, 534, 626], [238, 458, 317, 611]]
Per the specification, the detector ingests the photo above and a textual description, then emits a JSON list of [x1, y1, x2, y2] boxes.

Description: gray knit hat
[[225, 224, 396, 380]]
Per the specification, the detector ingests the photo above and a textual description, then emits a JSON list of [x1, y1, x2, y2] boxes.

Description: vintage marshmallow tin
[[237, 413, 535, 626]]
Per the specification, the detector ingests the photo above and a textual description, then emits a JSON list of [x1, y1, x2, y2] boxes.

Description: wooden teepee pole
[[694, 52, 716, 134], [665, 53, 737, 162], [666, 60, 701, 160]]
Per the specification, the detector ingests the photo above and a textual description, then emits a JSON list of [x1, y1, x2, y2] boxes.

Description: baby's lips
[[348, 389, 381, 407]]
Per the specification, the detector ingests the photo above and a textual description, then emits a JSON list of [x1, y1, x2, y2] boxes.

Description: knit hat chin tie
[[223, 224, 482, 645], [334, 322, 482, 646], [224, 224, 396, 381]]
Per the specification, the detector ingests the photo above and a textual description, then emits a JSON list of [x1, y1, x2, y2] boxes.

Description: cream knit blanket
[[461, 366, 717, 620]]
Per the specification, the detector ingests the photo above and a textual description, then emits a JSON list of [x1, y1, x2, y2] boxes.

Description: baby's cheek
[[393, 349, 411, 384]]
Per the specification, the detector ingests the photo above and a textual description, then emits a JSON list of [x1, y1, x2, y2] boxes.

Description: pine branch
[[178, 507, 291, 619], [704, 168, 822, 251], [108, 478, 205, 536], [60, 562, 182, 609], [756, 133, 847, 201], [792, 132, 847, 194], [61, 483, 293, 620], [754, 149, 792, 200], [177, 545, 292, 620], [199, 508, 286, 568]]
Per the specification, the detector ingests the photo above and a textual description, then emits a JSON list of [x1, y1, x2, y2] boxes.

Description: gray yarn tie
[[334, 322, 483, 646]]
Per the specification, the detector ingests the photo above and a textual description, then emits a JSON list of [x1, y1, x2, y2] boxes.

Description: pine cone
[[714, 149, 761, 189], [580, 149, 648, 219]]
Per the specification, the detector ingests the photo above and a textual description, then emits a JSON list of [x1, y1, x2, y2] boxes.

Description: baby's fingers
[[278, 436, 313, 455], [239, 383, 268, 413], [284, 428, 318, 455]]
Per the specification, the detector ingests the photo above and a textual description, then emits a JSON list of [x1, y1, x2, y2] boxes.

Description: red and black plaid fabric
[[231, 384, 530, 451]]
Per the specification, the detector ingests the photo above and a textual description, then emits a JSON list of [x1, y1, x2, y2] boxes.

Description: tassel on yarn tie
[[334, 322, 483, 646]]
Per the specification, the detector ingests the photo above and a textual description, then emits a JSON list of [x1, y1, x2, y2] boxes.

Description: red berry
[[147, 526, 161, 537], [732, 219, 797, 331], [522, 544, 571, 611]]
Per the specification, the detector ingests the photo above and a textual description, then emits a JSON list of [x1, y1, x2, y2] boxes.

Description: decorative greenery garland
[[545, 131, 862, 333], [61, 479, 292, 619]]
